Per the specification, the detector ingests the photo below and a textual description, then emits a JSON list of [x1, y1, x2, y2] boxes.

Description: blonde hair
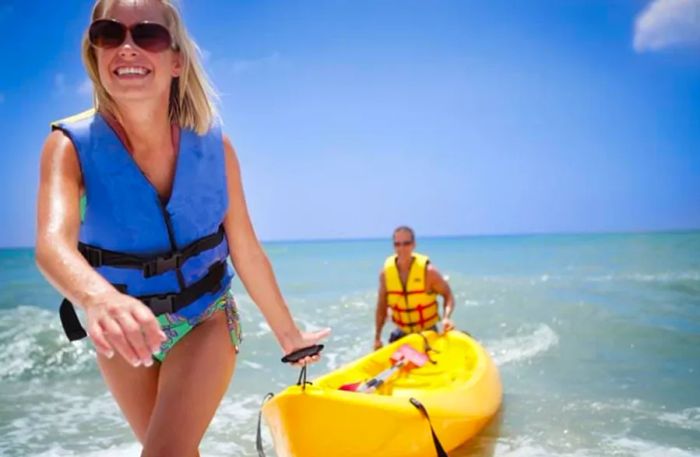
[[81, 0, 217, 134]]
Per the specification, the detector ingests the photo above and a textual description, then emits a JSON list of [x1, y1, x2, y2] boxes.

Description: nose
[[118, 31, 138, 58]]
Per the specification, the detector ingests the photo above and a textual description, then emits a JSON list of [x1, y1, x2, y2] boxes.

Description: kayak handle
[[281, 344, 324, 364]]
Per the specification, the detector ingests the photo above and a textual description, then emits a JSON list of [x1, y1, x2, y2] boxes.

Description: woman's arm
[[35, 130, 164, 367], [221, 135, 330, 363]]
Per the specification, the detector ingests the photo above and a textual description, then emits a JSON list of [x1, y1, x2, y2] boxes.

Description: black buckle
[[82, 246, 103, 267], [147, 294, 176, 315], [143, 253, 183, 278]]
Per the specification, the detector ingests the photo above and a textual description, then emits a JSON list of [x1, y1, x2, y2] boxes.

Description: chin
[[106, 85, 169, 104]]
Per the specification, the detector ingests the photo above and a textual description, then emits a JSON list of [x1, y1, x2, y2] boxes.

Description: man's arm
[[374, 271, 388, 349], [427, 264, 455, 332]]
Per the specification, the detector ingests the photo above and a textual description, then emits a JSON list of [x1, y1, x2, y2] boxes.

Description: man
[[374, 226, 455, 350]]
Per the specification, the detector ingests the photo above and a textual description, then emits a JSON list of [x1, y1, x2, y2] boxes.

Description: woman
[[35, 1, 329, 455]]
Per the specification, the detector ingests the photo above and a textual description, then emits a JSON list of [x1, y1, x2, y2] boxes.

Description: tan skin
[[35, 1, 329, 456], [373, 229, 455, 350]]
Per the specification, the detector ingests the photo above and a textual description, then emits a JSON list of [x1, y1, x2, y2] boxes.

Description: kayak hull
[[262, 331, 502, 457]]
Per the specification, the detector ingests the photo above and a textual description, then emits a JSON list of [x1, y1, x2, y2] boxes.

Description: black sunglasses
[[394, 241, 413, 247], [89, 19, 176, 53]]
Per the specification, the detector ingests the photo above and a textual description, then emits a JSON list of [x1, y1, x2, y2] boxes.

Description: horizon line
[[3, 226, 699, 250]]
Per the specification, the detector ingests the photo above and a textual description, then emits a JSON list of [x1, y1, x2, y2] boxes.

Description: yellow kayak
[[262, 330, 502, 457]]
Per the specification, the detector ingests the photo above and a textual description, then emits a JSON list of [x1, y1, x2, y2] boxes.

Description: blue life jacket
[[52, 111, 234, 340]]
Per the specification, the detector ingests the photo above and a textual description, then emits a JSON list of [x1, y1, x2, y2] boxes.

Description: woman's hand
[[282, 327, 331, 367], [85, 292, 166, 367]]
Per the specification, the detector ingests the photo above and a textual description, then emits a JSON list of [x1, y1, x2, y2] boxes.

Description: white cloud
[[213, 52, 282, 77], [200, 48, 212, 64], [77, 78, 93, 97], [54, 73, 67, 94], [53, 75, 93, 98], [634, 0, 700, 52], [233, 52, 280, 74]]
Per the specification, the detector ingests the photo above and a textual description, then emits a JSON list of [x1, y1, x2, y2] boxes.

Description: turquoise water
[[1, 231, 699, 456]]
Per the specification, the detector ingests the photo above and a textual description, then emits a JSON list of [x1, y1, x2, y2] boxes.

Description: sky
[[0, 0, 699, 247]]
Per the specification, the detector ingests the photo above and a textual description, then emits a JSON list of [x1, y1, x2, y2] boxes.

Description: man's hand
[[373, 338, 383, 350], [440, 317, 455, 334]]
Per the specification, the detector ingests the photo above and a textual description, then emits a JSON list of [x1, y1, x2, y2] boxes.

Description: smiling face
[[92, 0, 181, 106], [393, 229, 415, 262]]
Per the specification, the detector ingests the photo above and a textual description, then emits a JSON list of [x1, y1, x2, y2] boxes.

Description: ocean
[[1, 231, 698, 456]]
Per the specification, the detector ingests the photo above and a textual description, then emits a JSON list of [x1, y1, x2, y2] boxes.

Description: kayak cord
[[419, 332, 440, 365], [256, 392, 275, 457]]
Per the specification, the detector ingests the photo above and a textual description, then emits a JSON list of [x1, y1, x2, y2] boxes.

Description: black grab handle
[[281, 344, 324, 364]]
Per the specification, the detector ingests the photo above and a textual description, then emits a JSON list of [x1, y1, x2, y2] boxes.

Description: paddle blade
[[339, 345, 429, 392], [338, 381, 362, 391], [391, 344, 429, 368]]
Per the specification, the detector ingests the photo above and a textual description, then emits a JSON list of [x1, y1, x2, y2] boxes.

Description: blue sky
[[0, 0, 699, 247]]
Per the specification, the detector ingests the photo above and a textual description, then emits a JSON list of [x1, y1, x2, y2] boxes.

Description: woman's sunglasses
[[88, 19, 176, 53], [394, 241, 413, 247]]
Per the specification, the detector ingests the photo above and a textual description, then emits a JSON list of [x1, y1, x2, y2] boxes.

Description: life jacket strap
[[138, 261, 227, 315], [59, 260, 228, 341], [78, 225, 226, 277], [389, 300, 438, 313]]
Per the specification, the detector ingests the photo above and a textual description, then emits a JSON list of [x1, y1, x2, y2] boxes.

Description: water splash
[[487, 324, 559, 366], [0, 306, 96, 381], [492, 435, 700, 457]]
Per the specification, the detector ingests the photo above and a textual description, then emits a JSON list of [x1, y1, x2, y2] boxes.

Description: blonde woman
[[35, 0, 329, 455]]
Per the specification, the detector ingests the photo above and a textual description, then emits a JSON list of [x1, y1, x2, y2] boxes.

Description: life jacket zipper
[[399, 256, 416, 332], [156, 199, 186, 290]]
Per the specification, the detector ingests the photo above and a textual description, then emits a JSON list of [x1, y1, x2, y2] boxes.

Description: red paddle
[[339, 344, 429, 392]]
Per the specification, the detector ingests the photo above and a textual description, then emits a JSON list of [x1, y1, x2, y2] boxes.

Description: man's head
[[392, 226, 415, 260]]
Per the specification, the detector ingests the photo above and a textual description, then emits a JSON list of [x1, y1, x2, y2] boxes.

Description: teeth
[[116, 67, 148, 76]]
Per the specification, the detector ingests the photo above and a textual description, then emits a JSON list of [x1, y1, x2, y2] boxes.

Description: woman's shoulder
[[45, 109, 98, 159], [39, 128, 81, 185]]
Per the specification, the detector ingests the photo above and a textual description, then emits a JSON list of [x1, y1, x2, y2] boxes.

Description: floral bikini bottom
[[153, 289, 243, 362]]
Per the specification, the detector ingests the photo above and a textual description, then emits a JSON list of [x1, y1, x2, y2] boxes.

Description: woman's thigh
[[142, 309, 237, 457], [97, 353, 160, 443]]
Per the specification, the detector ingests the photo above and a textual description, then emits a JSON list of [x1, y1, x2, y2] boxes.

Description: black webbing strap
[[59, 261, 227, 341], [60, 298, 88, 341], [256, 392, 275, 457], [77, 225, 226, 277], [296, 365, 310, 391], [138, 261, 226, 314], [409, 397, 448, 457]]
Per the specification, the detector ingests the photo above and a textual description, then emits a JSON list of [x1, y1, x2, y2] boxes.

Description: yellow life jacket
[[384, 253, 440, 333]]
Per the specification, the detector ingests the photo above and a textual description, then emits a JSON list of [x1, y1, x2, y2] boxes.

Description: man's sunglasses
[[89, 19, 175, 53], [394, 241, 413, 247]]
